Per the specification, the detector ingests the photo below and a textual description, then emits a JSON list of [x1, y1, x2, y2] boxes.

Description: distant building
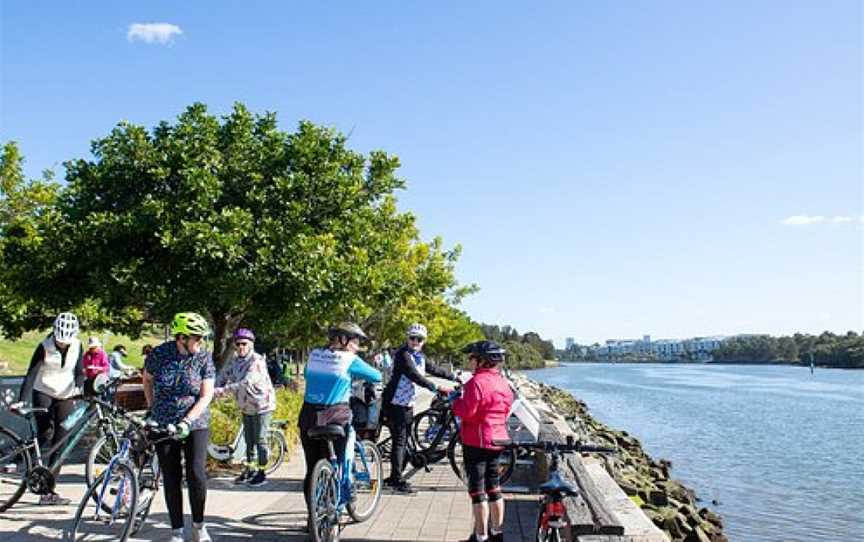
[[565, 337, 575, 350], [588, 334, 728, 361]]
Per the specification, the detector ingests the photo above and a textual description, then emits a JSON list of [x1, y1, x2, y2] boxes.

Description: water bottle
[[60, 403, 88, 430]]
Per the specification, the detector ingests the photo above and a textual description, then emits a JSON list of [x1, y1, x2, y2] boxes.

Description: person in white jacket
[[215, 328, 276, 487]]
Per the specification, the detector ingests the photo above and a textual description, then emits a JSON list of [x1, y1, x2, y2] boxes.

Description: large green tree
[[4, 103, 473, 366]]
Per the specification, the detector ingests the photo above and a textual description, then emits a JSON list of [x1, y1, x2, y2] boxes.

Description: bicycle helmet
[[328, 322, 368, 341], [406, 323, 428, 339], [53, 312, 79, 342], [461, 340, 506, 362], [233, 328, 256, 342], [170, 312, 210, 336]]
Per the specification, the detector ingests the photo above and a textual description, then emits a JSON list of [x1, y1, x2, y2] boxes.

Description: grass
[[0, 330, 163, 376]]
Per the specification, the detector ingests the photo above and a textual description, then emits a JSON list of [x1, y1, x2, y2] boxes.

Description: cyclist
[[452, 340, 513, 542], [381, 322, 456, 494], [215, 327, 276, 487], [17, 312, 83, 505], [143, 312, 215, 542], [109, 344, 134, 378], [299, 322, 381, 519]]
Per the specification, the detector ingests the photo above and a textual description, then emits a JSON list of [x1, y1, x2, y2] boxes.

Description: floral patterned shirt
[[145, 341, 215, 431]]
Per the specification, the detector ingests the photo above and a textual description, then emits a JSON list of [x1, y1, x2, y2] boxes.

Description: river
[[527, 363, 864, 542]]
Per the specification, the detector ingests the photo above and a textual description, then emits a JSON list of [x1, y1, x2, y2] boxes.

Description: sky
[[1, 1, 862, 347]]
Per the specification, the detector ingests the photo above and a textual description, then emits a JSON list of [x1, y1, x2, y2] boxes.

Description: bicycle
[[494, 436, 616, 542], [307, 424, 383, 542], [205, 414, 288, 475], [0, 376, 126, 512], [69, 418, 175, 541]]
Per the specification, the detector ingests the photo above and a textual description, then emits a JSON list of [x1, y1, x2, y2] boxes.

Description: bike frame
[[93, 438, 133, 522], [22, 399, 114, 473]]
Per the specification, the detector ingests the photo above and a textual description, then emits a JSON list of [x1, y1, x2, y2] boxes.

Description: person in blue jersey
[[381, 322, 457, 494], [299, 322, 381, 515]]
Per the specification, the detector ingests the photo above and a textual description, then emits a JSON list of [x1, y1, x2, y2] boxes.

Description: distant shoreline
[[533, 360, 860, 370]]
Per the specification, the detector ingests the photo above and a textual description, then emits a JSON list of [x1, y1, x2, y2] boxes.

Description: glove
[[175, 420, 191, 440]]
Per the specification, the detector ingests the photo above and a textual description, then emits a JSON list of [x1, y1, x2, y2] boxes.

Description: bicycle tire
[[412, 410, 447, 451], [0, 426, 31, 512], [309, 459, 339, 542], [264, 429, 287, 474], [347, 440, 383, 522], [447, 435, 516, 487], [130, 450, 161, 535], [86, 433, 120, 487], [70, 461, 138, 542]]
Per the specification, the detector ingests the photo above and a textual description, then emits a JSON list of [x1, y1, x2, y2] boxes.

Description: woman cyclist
[[215, 327, 276, 487], [143, 312, 215, 542], [299, 322, 381, 520], [17, 312, 84, 505], [452, 340, 513, 542]]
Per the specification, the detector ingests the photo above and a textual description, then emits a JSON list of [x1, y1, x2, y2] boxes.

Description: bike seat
[[540, 471, 578, 496], [308, 424, 345, 441]]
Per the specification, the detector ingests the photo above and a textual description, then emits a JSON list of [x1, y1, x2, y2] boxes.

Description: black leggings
[[463, 445, 503, 503], [155, 429, 209, 529], [32, 391, 78, 472], [298, 403, 348, 506], [384, 404, 413, 484]]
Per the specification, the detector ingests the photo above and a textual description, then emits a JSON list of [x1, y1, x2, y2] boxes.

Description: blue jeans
[[243, 412, 272, 467]]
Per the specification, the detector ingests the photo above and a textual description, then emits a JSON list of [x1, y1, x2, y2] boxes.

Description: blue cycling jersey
[[304, 347, 381, 405]]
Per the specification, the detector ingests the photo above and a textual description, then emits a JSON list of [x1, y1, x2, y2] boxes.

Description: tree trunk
[[210, 311, 245, 371]]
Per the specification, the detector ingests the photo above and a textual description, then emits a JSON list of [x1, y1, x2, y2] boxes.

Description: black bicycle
[[0, 376, 125, 511], [495, 436, 616, 542]]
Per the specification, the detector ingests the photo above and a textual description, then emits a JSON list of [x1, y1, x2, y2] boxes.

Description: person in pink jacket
[[452, 340, 513, 542], [82, 337, 110, 379]]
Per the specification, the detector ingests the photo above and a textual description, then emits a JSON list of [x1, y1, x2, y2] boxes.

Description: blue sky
[[1, 1, 862, 346]]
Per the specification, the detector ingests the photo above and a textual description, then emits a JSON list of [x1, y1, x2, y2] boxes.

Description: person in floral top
[[143, 312, 215, 542], [215, 328, 276, 487]]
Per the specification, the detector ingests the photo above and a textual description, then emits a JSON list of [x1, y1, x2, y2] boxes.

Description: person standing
[[381, 323, 456, 493], [143, 312, 215, 542], [82, 337, 110, 379], [215, 328, 276, 487], [108, 344, 134, 378], [452, 341, 513, 542], [17, 312, 84, 505]]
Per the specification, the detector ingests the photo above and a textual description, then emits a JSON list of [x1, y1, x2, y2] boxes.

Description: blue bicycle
[[308, 425, 383, 542]]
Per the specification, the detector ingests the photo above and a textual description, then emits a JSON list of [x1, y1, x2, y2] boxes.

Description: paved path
[[1, 385, 538, 541]]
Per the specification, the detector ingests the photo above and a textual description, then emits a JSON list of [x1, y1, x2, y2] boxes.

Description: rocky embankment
[[527, 379, 728, 542]]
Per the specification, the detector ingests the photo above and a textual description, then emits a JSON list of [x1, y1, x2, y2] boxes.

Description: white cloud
[[831, 216, 853, 224], [127, 23, 183, 45], [780, 215, 825, 226]]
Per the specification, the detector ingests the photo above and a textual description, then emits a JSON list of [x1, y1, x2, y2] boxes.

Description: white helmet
[[406, 323, 427, 339], [53, 312, 80, 342]]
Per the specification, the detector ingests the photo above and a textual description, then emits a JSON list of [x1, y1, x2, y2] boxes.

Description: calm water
[[528, 363, 864, 542]]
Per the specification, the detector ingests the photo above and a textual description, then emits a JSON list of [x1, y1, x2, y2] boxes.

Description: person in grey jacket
[[215, 328, 276, 487]]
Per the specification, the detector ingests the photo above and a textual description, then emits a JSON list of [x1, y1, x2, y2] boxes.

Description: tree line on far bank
[[477, 323, 556, 369], [712, 331, 863, 368], [0, 102, 485, 369]]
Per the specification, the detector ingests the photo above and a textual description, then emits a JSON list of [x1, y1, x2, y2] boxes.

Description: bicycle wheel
[[131, 451, 160, 535], [86, 433, 120, 486], [264, 429, 286, 474], [309, 459, 339, 542], [447, 435, 517, 487], [0, 426, 31, 512], [412, 410, 446, 451], [347, 440, 382, 522], [69, 462, 138, 542]]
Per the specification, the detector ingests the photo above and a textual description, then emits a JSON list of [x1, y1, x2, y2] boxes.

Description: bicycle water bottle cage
[[540, 471, 578, 496], [308, 424, 345, 441]]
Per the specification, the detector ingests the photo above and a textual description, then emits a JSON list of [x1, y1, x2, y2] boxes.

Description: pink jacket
[[452, 368, 513, 450], [83, 349, 110, 379]]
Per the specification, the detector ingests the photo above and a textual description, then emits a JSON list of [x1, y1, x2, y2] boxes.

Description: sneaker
[[391, 481, 417, 494], [489, 532, 504, 542], [169, 528, 184, 542], [39, 492, 71, 506], [234, 469, 252, 484], [247, 470, 267, 487], [191, 523, 212, 542]]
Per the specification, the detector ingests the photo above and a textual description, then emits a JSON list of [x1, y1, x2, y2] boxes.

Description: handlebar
[[492, 437, 616, 455]]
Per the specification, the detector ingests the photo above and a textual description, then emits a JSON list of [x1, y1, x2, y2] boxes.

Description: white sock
[[476, 535, 488, 542], [490, 528, 502, 535]]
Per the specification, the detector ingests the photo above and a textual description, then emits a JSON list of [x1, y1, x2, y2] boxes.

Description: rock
[[684, 525, 712, 542], [699, 508, 724, 529], [650, 490, 669, 506]]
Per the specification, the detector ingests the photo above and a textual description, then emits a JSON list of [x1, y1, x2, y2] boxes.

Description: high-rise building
[[565, 337, 575, 350]]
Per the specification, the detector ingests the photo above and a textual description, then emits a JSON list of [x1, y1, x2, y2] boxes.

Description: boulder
[[684, 525, 712, 542], [699, 507, 724, 529]]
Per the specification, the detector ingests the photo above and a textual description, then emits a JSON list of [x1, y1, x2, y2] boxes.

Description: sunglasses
[[234, 341, 252, 347], [408, 336, 425, 342]]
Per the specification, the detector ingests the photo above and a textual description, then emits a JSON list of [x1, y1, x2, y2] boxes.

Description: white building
[[589, 334, 727, 361]]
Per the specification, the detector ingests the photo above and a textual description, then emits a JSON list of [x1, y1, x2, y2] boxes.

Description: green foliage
[[502, 340, 545, 369], [477, 322, 554, 368], [209, 387, 303, 453], [713, 331, 863, 368]]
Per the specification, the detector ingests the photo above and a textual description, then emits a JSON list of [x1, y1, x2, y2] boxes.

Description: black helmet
[[461, 340, 506, 362], [328, 322, 369, 341]]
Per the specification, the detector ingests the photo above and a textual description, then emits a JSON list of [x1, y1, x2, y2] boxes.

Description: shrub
[[209, 387, 304, 455]]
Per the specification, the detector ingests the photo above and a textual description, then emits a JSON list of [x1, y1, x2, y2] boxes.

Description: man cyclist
[[299, 322, 381, 521], [381, 322, 456, 494]]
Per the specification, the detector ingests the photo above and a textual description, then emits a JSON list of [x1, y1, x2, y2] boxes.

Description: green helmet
[[170, 312, 210, 336]]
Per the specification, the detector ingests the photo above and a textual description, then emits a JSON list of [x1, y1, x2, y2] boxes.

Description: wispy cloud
[[780, 214, 863, 226], [127, 23, 183, 45], [780, 215, 825, 226]]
